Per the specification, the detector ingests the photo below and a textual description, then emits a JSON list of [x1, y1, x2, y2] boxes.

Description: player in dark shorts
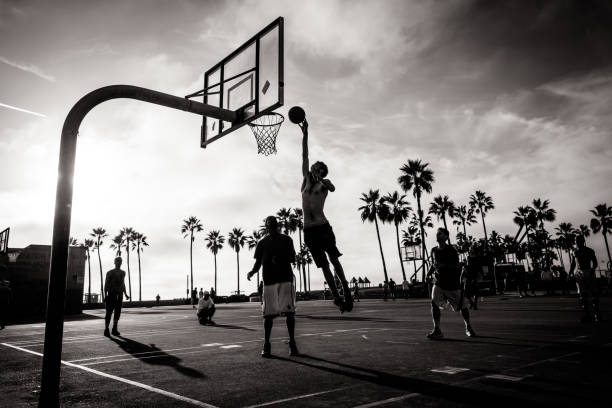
[[298, 119, 352, 313], [569, 235, 601, 322], [248, 216, 299, 357], [427, 228, 476, 339], [104, 257, 130, 337]]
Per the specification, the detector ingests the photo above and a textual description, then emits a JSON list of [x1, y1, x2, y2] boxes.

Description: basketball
[[288, 106, 306, 124]]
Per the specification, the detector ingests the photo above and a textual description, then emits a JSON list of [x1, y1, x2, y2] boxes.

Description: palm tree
[[292, 208, 308, 294], [578, 224, 591, 239], [359, 189, 389, 284], [276, 208, 297, 235], [132, 232, 149, 301], [109, 234, 124, 256], [246, 230, 263, 288], [469, 190, 494, 249], [205, 230, 225, 294], [181, 216, 203, 305], [401, 225, 421, 278], [381, 191, 412, 281], [228, 228, 246, 295], [69, 237, 78, 246], [303, 245, 313, 291], [555, 222, 578, 268], [90, 228, 108, 301], [120, 227, 135, 301], [83, 238, 94, 303], [512, 206, 532, 242], [531, 199, 556, 231], [590, 203, 612, 269], [398, 159, 434, 281], [429, 195, 455, 243], [452, 205, 476, 237]]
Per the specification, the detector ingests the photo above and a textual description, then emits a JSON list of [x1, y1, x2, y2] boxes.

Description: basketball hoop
[[248, 112, 284, 155]]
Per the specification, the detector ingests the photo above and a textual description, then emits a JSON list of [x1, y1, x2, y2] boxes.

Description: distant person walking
[[197, 291, 216, 325], [353, 281, 360, 302], [0, 279, 12, 330], [247, 216, 299, 357], [388, 279, 397, 300], [199, 288, 204, 299], [104, 257, 130, 337], [427, 228, 476, 339], [570, 235, 601, 322], [156, 293, 161, 306]]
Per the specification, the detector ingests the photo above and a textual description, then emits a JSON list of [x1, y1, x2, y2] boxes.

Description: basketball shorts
[[262, 281, 296, 317], [431, 285, 464, 312], [304, 223, 342, 268]]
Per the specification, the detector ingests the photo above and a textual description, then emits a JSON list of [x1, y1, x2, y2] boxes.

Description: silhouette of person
[[104, 257, 130, 337], [570, 235, 601, 322]]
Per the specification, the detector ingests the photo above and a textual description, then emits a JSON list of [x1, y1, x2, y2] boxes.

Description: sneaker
[[261, 342, 271, 358], [111, 328, 121, 336], [343, 297, 354, 312], [103, 328, 110, 337], [427, 328, 443, 340], [289, 341, 299, 356], [465, 326, 476, 337], [208, 320, 216, 325]]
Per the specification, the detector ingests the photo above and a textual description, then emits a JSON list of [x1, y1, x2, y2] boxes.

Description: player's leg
[[461, 307, 476, 337], [111, 298, 123, 336], [427, 286, 443, 339], [278, 281, 299, 355], [329, 256, 352, 309], [208, 306, 216, 325], [286, 313, 299, 355], [262, 316, 273, 357], [104, 295, 114, 336]]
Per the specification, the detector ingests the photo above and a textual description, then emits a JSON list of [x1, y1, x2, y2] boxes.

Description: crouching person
[[197, 291, 216, 325]]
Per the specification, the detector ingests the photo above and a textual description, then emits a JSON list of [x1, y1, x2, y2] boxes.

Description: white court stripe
[[0, 343, 218, 408], [220, 345, 242, 349], [243, 385, 356, 408], [353, 392, 421, 408]]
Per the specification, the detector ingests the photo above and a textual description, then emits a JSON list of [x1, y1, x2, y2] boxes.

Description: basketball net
[[248, 112, 284, 155]]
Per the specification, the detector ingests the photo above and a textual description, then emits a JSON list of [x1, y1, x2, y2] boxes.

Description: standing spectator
[[156, 293, 161, 306], [401, 279, 410, 299], [191, 288, 198, 309], [570, 235, 600, 322], [199, 288, 204, 299], [383, 281, 389, 301], [353, 281, 360, 302], [388, 279, 397, 300]]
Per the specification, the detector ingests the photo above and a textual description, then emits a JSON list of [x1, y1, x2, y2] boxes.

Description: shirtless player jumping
[[299, 119, 353, 312]]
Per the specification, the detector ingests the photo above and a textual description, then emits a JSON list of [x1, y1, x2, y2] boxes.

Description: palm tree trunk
[[517, 228, 529, 245], [190, 232, 194, 306], [373, 216, 389, 283], [214, 253, 218, 293], [602, 232, 612, 270], [87, 249, 91, 304], [442, 214, 451, 244], [299, 228, 307, 294], [513, 225, 524, 242], [395, 224, 406, 281], [97, 240, 104, 302], [416, 193, 428, 282], [137, 243, 142, 302], [126, 240, 132, 301], [236, 250, 240, 295], [462, 220, 467, 237], [307, 264, 311, 291], [480, 210, 489, 249]]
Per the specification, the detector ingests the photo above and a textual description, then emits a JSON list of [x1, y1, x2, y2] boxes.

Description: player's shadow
[[110, 336, 205, 379], [272, 354, 545, 407], [298, 315, 395, 322], [206, 323, 256, 331]]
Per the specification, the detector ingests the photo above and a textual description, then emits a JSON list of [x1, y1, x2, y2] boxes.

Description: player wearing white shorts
[[248, 216, 299, 357], [427, 228, 476, 339]]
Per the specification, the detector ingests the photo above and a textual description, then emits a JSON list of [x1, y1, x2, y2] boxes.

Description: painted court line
[[1, 343, 217, 408], [220, 345, 242, 349], [485, 374, 526, 382], [243, 385, 356, 408], [431, 366, 470, 375]]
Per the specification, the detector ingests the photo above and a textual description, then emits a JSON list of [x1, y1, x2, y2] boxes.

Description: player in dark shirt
[[427, 228, 475, 339], [104, 257, 130, 337], [569, 235, 601, 322], [248, 216, 299, 357]]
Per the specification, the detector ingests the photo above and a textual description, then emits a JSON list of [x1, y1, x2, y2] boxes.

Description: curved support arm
[[39, 85, 235, 406]]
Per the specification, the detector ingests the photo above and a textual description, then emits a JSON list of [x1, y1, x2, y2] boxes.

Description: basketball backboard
[[199, 17, 283, 148]]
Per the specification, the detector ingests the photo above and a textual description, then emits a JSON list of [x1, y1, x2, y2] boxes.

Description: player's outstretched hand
[[247, 271, 254, 281], [299, 119, 308, 133], [125, 295, 130, 300]]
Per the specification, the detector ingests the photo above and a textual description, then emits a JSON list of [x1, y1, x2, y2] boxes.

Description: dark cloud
[[291, 46, 362, 81]]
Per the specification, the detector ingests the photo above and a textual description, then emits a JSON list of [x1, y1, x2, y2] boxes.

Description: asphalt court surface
[[1, 295, 611, 407]]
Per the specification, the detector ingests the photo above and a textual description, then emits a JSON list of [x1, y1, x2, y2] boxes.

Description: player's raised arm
[[322, 178, 335, 192], [301, 119, 309, 177]]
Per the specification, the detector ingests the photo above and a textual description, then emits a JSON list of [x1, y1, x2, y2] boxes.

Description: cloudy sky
[[2, 0, 611, 299]]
